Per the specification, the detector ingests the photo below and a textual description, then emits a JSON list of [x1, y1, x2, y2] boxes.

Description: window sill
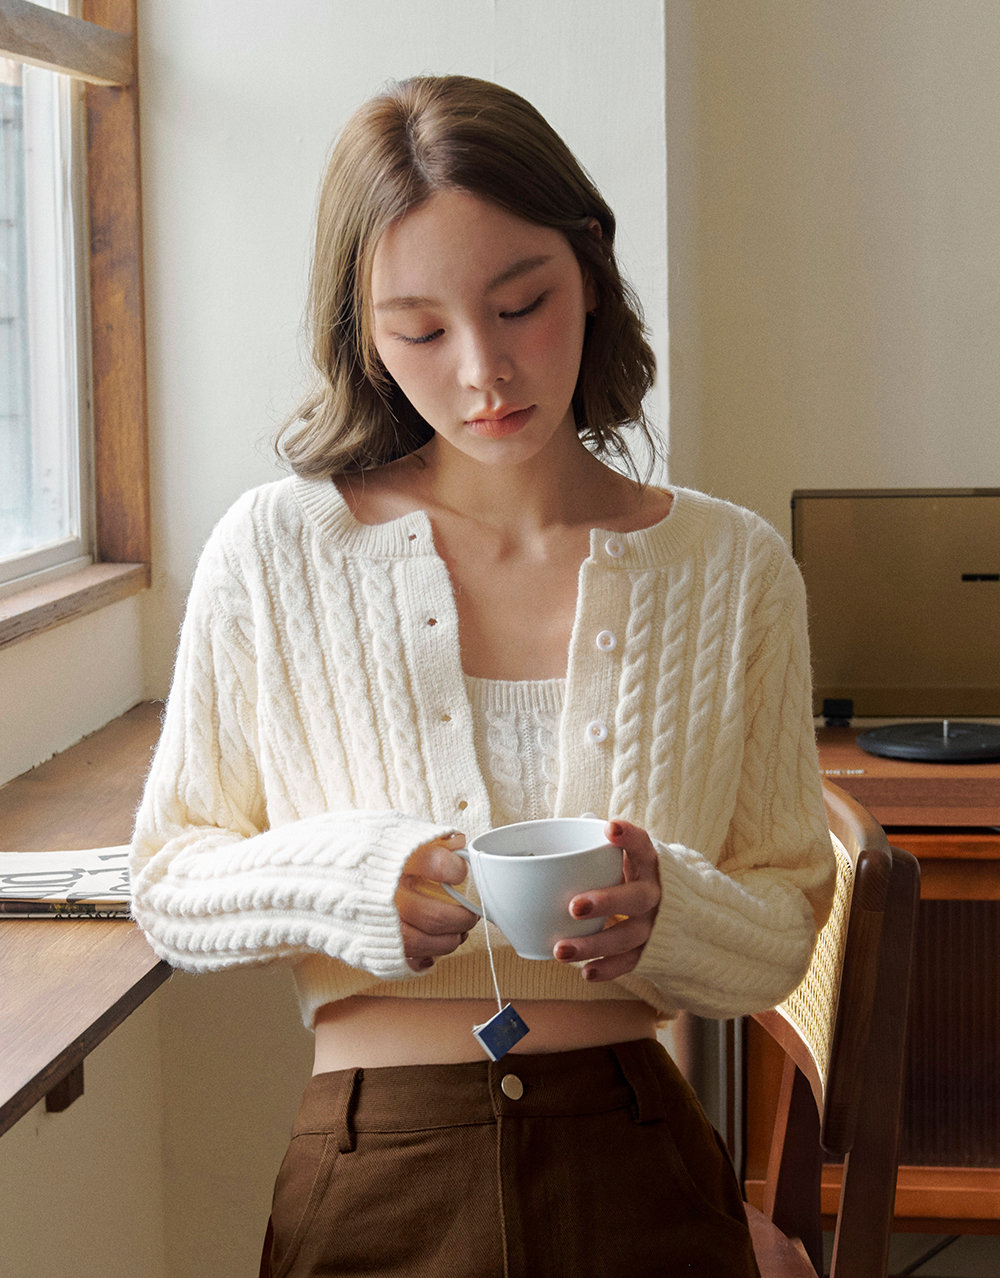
[[0, 562, 149, 651]]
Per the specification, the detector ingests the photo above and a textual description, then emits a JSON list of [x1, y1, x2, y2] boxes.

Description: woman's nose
[[459, 328, 513, 389]]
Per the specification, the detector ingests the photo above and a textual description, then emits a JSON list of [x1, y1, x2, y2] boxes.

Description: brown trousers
[[263, 1038, 760, 1278]]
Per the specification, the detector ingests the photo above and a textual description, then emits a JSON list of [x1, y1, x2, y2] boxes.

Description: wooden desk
[[746, 727, 1000, 1233], [0, 702, 168, 1136]]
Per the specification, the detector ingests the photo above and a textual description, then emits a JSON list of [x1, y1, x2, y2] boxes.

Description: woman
[[131, 76, 835, 1277]]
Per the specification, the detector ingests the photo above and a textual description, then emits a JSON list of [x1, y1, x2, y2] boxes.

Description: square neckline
[[314, 477, 683, 684]]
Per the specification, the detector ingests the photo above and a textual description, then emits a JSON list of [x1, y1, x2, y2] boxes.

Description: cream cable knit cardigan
[[130, 477, 835, 1025]]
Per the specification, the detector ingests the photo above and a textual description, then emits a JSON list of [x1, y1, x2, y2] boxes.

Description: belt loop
[[611, 1040, 669, 1124], [335, 1067, 361, 1153]]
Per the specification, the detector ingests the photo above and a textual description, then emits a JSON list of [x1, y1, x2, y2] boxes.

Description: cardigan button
[[585, 720, 608, 745], [604, 537, 625, 559], [596, 629, 617, 652]]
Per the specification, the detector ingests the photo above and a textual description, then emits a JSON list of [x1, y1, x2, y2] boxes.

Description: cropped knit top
[[130, 477, 836, 1029], [463, 675, 564, 828]]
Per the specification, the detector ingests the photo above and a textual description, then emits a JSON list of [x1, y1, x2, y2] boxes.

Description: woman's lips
[[465, 406, 535, 438]]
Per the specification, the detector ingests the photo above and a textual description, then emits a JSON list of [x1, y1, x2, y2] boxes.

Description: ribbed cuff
[[634, 841, 816, 1018]]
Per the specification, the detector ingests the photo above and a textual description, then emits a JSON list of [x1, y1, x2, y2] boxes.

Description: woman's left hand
[[554, 819, 662, 981]]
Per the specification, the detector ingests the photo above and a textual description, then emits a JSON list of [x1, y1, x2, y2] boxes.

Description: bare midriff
[[312, 995, 659, 1073]]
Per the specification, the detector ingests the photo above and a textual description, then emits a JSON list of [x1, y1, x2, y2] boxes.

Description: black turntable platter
[[857, 721, 1000, 763]]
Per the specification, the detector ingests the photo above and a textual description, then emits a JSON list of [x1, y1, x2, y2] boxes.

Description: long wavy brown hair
[[278, 75, 658, 478]]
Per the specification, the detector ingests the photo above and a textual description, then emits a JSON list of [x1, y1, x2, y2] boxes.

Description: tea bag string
[[475, 854, 504, 1016]]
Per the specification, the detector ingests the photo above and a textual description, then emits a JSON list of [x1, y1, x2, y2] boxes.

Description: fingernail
[[609, 821, 624, 838], [555, 944, 577, 962], [571, 898, 593, 919], [460, 932, 469, 944], [418, 957, 434, 970], [582, 966, 598, 981]]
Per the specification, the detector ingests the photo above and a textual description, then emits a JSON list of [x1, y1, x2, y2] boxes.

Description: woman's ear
[[583, 218, 601, 313], [584, 272, 598, 314]]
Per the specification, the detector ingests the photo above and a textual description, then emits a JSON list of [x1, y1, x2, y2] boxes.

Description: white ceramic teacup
[[442, 817, 623, 961]]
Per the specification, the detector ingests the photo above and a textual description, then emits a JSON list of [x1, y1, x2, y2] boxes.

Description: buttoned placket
[[401, 516, 639, 830], [552, 532, 635, 820], [404, 524, 492, 832]]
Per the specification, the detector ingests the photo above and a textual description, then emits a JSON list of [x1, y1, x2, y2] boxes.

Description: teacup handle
[[441, 847, 483, 916]]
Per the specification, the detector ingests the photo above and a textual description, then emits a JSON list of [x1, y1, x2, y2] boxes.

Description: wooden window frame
[[0, 0, 149, 649]]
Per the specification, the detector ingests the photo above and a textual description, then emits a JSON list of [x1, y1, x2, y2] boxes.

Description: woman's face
[[369, 188, 594, 466]]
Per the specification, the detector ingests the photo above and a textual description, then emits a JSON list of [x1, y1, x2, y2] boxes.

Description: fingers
[[403, 834, 468, 884], [397, 875, 478, 933], [604, 818, 661, 884], [398, 834, 477, 973], [554, 914, 651, 966], [554, 818, 663, 981], [579, 947, 647, 983], [401, 920, 471, 971], [568, 878, 659, 923], [401, 911, 471, 972]]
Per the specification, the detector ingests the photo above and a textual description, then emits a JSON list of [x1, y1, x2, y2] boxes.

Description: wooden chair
[[745, 781, 921, 1278]]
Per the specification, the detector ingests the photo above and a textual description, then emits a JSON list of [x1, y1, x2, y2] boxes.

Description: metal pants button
[[501, 1074, 524, 1100]]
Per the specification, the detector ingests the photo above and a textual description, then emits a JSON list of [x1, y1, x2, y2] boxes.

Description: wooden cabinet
[[745, 727, 1000, 1233]]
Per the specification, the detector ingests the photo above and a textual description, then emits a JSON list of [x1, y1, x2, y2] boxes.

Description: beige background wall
[[667, 0, 1000, 538], [0, 998, 167, 1278]]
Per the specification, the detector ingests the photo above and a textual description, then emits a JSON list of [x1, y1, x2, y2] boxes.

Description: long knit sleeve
[[130, 505, 459, 978], [629, 540, 834, 1017]]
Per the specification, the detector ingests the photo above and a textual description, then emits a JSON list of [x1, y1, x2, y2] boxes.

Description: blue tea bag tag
[[472, 1003, 530, 1062]]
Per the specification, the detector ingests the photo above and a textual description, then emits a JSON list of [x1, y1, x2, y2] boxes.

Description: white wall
[[139, 0, 669, 696], [667, 0, 1000, 537], [0, 596, 143, 785], [0, 6, 669, 1278]]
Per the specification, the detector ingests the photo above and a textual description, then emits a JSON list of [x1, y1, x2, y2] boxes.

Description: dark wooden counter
[[816, 724, 1000, 827]]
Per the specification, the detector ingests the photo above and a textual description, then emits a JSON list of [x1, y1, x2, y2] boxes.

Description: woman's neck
[[339, 420, 656, 545], [334, 423, 674, 681], [412, 427, 641, 541]]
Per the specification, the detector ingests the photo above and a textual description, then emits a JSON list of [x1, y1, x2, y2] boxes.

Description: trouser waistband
[[292, 1037, 676, 1152]]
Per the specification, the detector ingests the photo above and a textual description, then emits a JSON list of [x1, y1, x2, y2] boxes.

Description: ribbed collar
[[292, 475, 714, 567], [463, 672, 566, 714], [587, 486, 714, 569], [292, 475, 434, 556]]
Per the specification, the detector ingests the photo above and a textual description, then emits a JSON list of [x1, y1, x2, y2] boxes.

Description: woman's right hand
[[396, 834, 479, 972]]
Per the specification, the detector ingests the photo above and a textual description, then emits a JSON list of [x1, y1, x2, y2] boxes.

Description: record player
[[791, 488, 1000, 762]]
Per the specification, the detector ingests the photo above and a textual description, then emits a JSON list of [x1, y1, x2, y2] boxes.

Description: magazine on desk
[[0, 846, 131, 918]]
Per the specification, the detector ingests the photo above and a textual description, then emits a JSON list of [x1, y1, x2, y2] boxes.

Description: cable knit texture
[[131, 477, 836, 1027], [464, 675, 564, 827]]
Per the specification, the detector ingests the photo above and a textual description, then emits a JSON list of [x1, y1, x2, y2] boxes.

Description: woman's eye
[[399, 328, 444, 346], [501, 293, 546, 320]]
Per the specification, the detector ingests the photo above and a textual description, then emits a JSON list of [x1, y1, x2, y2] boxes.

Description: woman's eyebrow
[[374, 294, 435, 312], [374, 255, 553, 313], [486, 254, 552, 291]]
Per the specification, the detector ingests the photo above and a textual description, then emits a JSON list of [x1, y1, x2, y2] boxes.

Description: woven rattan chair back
[[746, 781, 920, 1278]]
